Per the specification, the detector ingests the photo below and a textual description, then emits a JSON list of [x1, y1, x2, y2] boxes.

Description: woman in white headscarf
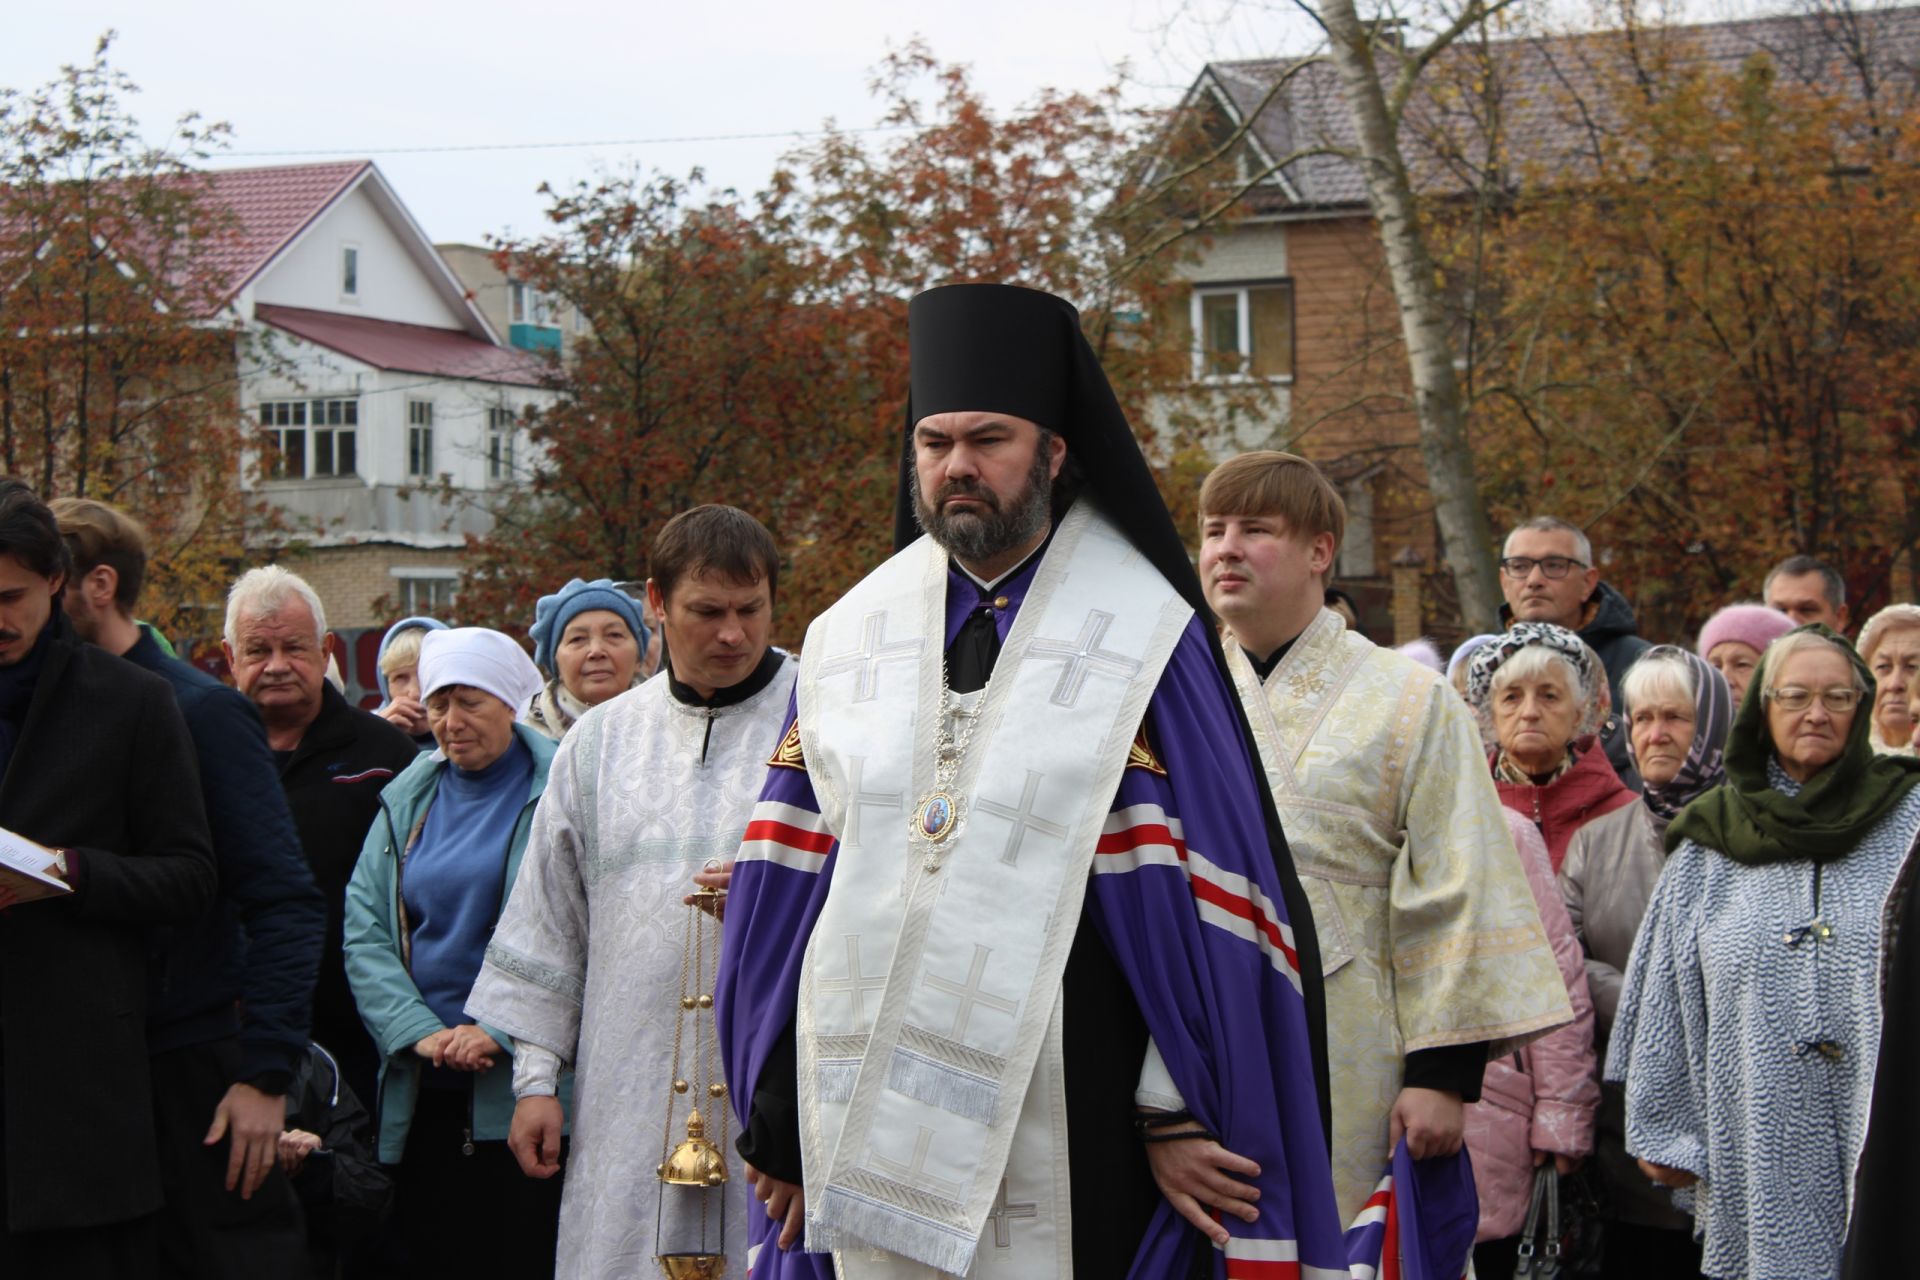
[[343, 628, 571, 1277]]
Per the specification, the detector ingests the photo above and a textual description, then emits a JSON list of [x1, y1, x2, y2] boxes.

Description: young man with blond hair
[[1199, 450, 1573, 1226]]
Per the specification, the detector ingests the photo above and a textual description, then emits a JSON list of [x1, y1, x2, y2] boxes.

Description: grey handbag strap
[[1514, 1166, 1563, 1278]]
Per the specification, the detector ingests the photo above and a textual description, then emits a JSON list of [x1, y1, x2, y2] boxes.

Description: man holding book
[[0, 478, 217, 1277]]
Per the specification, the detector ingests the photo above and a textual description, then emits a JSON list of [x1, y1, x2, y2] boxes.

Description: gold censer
[[655, 884, 729, 1278]]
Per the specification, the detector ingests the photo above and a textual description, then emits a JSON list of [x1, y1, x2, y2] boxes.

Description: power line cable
[[221, 122, 922, 159]]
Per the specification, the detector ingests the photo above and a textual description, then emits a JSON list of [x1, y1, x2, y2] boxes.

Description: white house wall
[[252, 184, 470, 330], [241, 325, 552, 546]]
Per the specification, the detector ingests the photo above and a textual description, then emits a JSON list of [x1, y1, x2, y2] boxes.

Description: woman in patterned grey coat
[[1607, 627, 1920, 1279]]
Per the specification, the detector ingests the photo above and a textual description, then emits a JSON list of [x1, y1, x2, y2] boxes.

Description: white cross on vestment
[[924, 944, 1020, 1040], [987, 1179, 1038, 1249], [843, 755, 903, 850], [975, 770, 1068, 867], [818, 611, 920, 703], [817, 934, 887, 1024], [1028, 610, 1142, 708], [869, 1125, 963, 1199]]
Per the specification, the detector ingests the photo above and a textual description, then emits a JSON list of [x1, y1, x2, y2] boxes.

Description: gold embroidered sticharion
[[768, 718, 807, 771]]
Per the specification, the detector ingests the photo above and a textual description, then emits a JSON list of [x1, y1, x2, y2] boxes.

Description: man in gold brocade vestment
[[1198, 452, 1573, 1223]]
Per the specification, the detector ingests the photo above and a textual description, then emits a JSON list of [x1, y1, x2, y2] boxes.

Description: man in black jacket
[[0, 479, 217, 1278], [223, 565, 415, 1114], [56, 498, 325, 1278], [1497, 515, 1653, 790]]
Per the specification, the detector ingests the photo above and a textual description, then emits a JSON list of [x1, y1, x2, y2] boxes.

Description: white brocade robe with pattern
[[1226, 609, 1573, 1223], [466, 661, 797, 1279]]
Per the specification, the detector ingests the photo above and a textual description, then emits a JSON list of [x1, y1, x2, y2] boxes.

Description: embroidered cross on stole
[[793, 504, 1190, 1276]]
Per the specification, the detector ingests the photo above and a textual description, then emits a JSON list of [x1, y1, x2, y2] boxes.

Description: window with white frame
[[390, 568, 457, 614], [1190, 281, 1294, 381], [407, 400, 435, 477], [259, 398, 359, 479], [486, 405, 517, 482], [341, 244, 359, 298]]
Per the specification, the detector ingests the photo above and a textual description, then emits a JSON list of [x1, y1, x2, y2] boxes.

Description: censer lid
[[660, 1110, 729, 1187]]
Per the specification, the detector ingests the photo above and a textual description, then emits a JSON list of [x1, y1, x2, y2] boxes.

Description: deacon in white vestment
[[466, 506, 796, 1278], [719, 287, 1357, 1280], [1198, 452, 1574, 1224]]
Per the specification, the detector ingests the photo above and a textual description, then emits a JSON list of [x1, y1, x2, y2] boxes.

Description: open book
[[0, 827, 72, 902]]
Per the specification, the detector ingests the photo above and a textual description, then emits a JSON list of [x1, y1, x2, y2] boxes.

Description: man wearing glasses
[[1497, 516, 1652, 788]]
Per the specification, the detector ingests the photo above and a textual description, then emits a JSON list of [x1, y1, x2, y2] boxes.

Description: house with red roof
[[202, 159, 554, 637]]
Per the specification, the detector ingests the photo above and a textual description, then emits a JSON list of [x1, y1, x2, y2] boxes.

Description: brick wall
[[280, 544, 466, 630], [1281, 215, 1437, 581]]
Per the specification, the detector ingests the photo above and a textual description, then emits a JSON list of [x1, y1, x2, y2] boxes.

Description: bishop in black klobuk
[[719, 284, 1346, 1279]]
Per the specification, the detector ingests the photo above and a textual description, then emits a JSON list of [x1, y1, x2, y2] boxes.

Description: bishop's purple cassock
[[716, 546, 1352, 1279]]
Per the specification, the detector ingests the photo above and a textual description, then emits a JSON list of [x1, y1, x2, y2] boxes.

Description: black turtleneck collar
[[668, 647, 787, 709], [1243, 636, 1298, 684]]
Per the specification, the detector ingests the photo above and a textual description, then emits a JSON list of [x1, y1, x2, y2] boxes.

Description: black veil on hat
[[893, 282, 1332, 1138]]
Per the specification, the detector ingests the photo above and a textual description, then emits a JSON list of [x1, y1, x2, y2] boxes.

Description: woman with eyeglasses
[[1607, 626, 1920, 1279]]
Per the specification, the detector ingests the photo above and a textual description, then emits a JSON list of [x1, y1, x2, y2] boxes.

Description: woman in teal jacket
[[343, 627, 572, 1277]]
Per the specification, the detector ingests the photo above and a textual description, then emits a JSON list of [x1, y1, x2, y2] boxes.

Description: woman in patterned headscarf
[[1559, 646, 1730, 1276], [1465, 622, 1637, 873]]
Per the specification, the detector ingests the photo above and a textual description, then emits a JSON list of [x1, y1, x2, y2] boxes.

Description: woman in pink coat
[[1456, 649, 1600, 1279]]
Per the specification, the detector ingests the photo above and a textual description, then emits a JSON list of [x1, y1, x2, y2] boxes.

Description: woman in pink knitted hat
[[1696, 603, 1795, 707]]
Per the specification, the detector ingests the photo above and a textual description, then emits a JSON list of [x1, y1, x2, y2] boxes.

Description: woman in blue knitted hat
[[525, 578, 650, 739]]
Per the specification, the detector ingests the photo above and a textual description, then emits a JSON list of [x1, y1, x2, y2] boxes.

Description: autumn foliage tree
[[1460, 21, 1920, 637], [462, 47, 1223, 643], [455, 173, 868, 636], [0, 35, 263, 639]]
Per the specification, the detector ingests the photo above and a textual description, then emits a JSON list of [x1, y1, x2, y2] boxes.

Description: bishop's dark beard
[[911, 443, 1054, 566]]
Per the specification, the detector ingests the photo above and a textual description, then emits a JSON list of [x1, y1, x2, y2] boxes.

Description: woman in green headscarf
[[1604, 626, 1920, 1280]]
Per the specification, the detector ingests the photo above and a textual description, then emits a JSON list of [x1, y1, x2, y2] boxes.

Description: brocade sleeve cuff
[[513, 1043, 564, 1099]]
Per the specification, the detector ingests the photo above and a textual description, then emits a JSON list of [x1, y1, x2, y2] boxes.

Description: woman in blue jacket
[[344, 627, 570, 1276]]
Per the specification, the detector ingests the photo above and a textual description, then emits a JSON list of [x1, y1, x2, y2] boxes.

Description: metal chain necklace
[[910, 658, 981, 872]]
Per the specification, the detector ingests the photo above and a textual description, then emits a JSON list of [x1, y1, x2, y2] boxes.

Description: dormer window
[[341, 244, 360, 299]]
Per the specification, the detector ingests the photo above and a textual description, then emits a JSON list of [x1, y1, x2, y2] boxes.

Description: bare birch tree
[[1313, 0, 1514, 630]]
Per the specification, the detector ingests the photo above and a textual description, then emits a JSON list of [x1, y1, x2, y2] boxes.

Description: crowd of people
[[0, 283, 1914, 1280]]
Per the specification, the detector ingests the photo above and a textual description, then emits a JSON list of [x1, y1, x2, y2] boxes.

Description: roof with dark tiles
[[1196, 6, 1920, 212]]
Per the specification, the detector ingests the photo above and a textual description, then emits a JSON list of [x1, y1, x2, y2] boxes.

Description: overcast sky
[[5, 0, 1779, 246], [0, 1, 1326, 245]]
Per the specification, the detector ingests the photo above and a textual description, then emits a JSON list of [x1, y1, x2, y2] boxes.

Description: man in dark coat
[[56, 498, 325, 1278], [1498, 515, 1652, 790], [0, 478, 217, 1277], [223, 565, 415, 1112]]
